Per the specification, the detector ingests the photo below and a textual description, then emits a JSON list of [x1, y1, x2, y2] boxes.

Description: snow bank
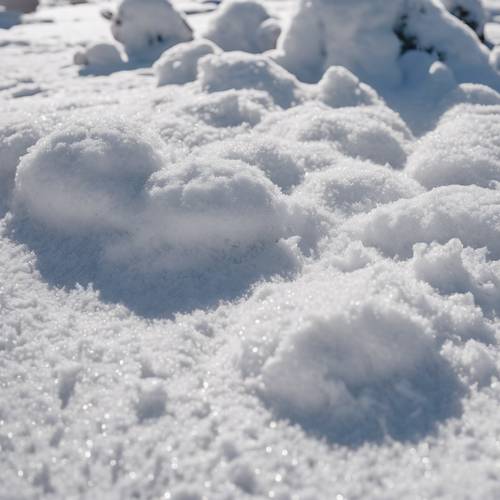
[[203, 0, 280, 53], [155, 39, 220, 86], [275, 0, 497, 88], [407, 108, 500, 188], [256, 102, 412, 169], [346, 185, 500, 258]]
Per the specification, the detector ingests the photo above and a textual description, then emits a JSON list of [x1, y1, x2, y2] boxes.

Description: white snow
[[202, 0, 280, 53], [275, 0, 498, 87], [103, 0, 193, 60], [2, 0, 500, 499]]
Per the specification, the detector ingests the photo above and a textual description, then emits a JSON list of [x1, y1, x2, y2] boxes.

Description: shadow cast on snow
[[8, 216, 299, 319], [270, 355, 464, 448]]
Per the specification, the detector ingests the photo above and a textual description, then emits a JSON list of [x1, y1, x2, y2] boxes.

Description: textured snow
[[2, 1, 500, 499], [276, 0, 498, 87], [203, 0, 280, 53]]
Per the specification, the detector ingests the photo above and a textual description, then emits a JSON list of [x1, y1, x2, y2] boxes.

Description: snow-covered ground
[[2, 1, 500, 499]]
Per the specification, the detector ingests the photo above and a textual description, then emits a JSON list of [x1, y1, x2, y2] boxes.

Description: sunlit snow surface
[[2, 1, 500, 499]]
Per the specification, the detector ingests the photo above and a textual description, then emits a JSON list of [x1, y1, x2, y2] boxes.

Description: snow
[[275, 0, 498, 87], [202, 0, 280, 53], [103, 0, 193, 60], [2, 0, 500, 498], [407, 104, 500, 187], [154, 39, 219, 85]]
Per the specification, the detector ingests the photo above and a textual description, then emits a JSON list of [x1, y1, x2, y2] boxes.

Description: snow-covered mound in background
[[154, 39, 220, 85], [442, 0, 488, 40], [101, 0, 193, 60], [203, 0, 281, 53], [275, 0, 497, 87]]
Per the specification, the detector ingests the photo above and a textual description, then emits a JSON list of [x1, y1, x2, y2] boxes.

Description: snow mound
[[293, 159, 424, 217], [198, 52, 303, 108], [74, 43, 123, 68], [239, 266, 462, 444], [345, 185, 500, 259], [407, 108, 500, 188], [275, 0, 496, 87], [11, 119, 310, 315], [412, 239, 500, 317], [133, 158, 304, 272], [203, 0, 280, 53], [155, 39, 220, 86], [14, 120, 164, 232], [102, 0, 193, 60], [317, 66, 382, 108], [194, 136, 343, 194], [256, 102, 412, 169]]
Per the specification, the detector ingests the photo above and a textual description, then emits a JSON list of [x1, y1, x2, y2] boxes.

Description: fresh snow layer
[[1, 1, 500, 500]]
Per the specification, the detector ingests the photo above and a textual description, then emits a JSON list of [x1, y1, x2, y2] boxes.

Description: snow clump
[[203, 0, 281, 53], [100, 0, 193, 61], [73, 43, 123, 68], [154, 39, 220, 86]]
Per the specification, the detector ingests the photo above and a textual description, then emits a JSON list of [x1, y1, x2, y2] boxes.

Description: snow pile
[[101, 0, 193, 60], [346, 185, 500, 258], [11, 118, 311, 314], [74, 43, 123, 69], [238, 263, 467, 444], [407, 106, 500, 188], [198, 52, 303, 108], [154, 39, 220, 86], [256, 102, 413, 168], [292, 158, 424, 217], [203, 0, 280, 53], [275, 0, 497, 87], [316, 65, 382, 108]]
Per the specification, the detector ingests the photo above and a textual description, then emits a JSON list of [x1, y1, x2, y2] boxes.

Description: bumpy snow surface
[[2, 1, 500, 499]]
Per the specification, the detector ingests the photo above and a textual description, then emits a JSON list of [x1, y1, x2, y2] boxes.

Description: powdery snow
[[1, 1, 500, 499]]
